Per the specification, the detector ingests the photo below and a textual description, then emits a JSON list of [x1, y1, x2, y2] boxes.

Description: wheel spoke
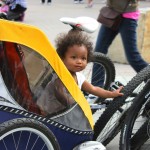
[[31, 135, 40, 150], [12, 133, 17, 149], [25, 131, 32, 150], [2, 139, 8, 150], [0, 118, 59, 150], [16, 131, 22, 150]]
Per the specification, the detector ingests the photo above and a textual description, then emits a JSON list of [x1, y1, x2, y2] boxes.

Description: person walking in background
[[74, 0, 84, 4], [85, 0, 93, 8], [0, 0, 9, 13], [41, 0, 51, 4], [4, 0, 27, 21], [91, 0, 148, 93]]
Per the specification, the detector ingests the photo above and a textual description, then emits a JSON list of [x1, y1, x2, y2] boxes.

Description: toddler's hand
[[113, 86, 124, 97]]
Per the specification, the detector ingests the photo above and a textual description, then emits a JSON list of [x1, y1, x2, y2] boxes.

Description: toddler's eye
[[71, 56, 76, 59], [82, 57, 87, 60]]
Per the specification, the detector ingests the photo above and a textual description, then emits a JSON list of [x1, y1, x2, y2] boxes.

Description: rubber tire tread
[[90, 52, 115, 90], [93, 65, 150, 145], [119, 82, 150, 150], [0, 118, 60, 150], [131, 121, 149, 150]]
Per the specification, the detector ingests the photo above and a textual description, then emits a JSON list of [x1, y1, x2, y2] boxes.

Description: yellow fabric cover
[[0, 19, 94, 128]]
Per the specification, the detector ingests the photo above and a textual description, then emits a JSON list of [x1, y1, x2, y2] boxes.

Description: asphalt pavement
[[24, 0, 149, 149]]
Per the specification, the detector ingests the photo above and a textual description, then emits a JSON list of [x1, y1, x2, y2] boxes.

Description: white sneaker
[[73, 141, 106, 150], [86, 94, 98, 103], [100, 0, 106, 3], [74, 1, 79, 4], [85, 2, 93, 8], [79, 0, 84, 4]]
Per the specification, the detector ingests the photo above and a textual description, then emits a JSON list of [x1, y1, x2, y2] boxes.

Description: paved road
[[24, 0, 149, 149], [25, 0, 150, 46]]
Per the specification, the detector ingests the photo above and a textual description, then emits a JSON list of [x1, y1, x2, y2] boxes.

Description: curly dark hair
[[55, 30, 93, 62]]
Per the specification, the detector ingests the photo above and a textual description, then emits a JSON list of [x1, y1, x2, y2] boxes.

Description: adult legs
[[41, 0, 45, 3], [120, 18, 148, 72], [94, 25, 118, 54], [47, 0, 51, 3], [85, 0, 93, 8], [92, 25, 118, 87]]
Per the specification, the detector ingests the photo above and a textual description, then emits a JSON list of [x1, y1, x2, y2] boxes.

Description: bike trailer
[[0, 19, 106, 150]]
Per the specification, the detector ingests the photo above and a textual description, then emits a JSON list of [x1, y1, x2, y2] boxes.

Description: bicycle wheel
[[82, 52, 115, 90], [0, 118, 60, 150], [120, 80, 150, 150], [82, 52, 115, 105], [93, 65, 150, 145]]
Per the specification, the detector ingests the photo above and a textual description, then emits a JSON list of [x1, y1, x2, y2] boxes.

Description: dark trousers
[[92, 18, 148, 87], [41, 0, 51, 3]]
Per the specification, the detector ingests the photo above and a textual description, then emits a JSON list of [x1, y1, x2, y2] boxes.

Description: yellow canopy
[[0, 19, 94, 128]]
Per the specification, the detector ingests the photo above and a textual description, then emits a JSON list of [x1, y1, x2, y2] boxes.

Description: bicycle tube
[[93, 65, 150, 145], [120, 80, 150, 150], [83, 52, 115, 90]]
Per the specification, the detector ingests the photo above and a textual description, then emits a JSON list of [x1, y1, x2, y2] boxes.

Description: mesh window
[[0, 41, 76, 117]]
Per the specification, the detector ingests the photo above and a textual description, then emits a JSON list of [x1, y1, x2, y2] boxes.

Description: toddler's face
[[62, 44, 88, 73]]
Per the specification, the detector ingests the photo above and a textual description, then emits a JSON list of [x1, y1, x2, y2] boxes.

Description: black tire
[[120, 81, 150, 150], [131, 121, 149, 150], [82, 52, 115, 105], [82, 52, 115, 91], [93, 65, 150, 145], [0, 118, 60, 150]]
